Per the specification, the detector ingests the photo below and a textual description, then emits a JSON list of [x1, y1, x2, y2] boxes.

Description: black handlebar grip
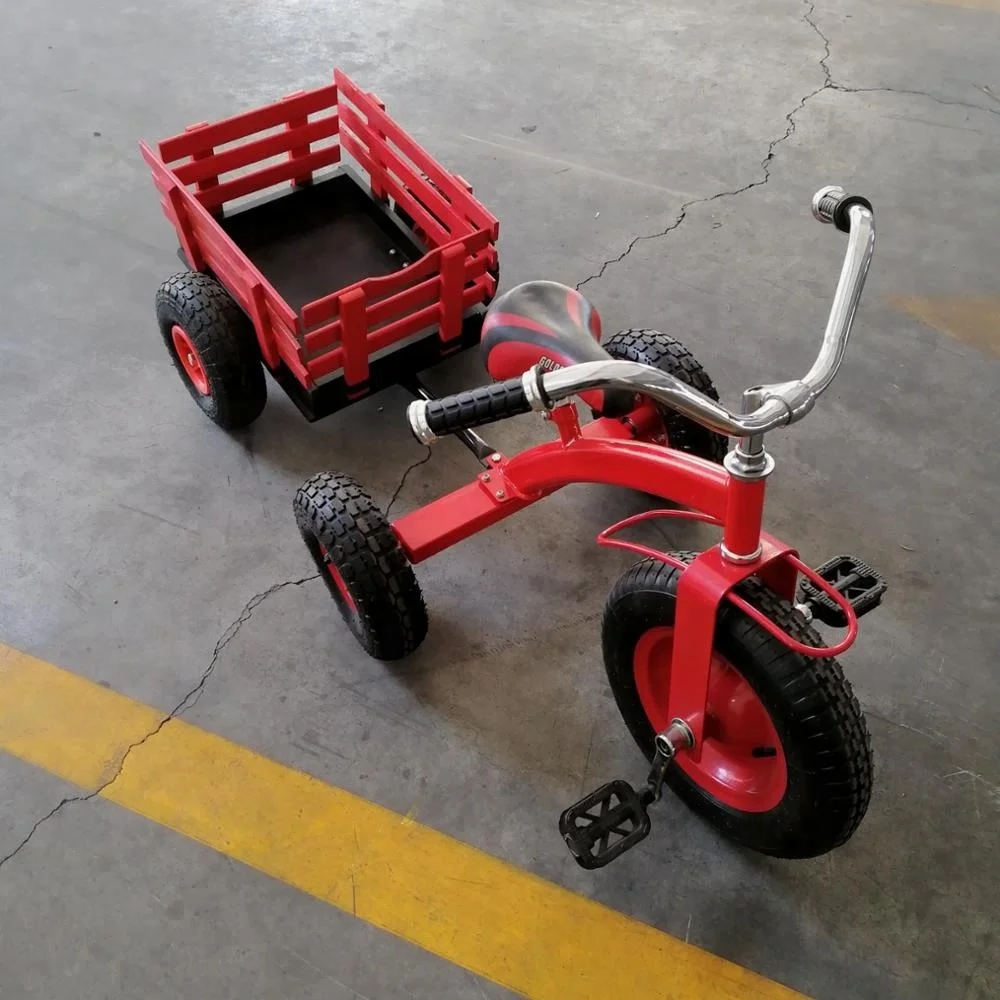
[[812, 186, 872, 234], [832, 194, 873, 234], [409, 376, 533, 443]]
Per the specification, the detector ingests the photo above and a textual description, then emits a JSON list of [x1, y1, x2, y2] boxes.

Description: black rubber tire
[[602, 554, 873, 858], [155, 271, 267, 430], [293, 472, 428, 660], [602, 329, 728, 464]]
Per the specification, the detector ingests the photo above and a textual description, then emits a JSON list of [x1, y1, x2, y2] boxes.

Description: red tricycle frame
[[391, 402, 859, 755], [140, 69, 499, 419]]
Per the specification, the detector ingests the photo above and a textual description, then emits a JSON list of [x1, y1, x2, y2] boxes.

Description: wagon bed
[[141, 70, 499, 421]]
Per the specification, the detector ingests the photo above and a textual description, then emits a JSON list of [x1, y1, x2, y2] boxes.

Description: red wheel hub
[[318, 543, 357, 614], [634, 627, 787, 812], [171, 324, 210, 396]]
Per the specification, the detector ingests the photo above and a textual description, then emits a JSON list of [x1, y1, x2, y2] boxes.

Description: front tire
[[294, 472, 428, 660], [602, 328, 727, 464], [602, 555, 873, 857]]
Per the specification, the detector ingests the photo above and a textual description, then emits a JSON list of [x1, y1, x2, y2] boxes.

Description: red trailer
[[141, 69, 499, 428]]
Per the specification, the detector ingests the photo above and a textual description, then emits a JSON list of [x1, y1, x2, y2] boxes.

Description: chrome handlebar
[[406, 187, 875, 449], [529, 187, 875, 439]]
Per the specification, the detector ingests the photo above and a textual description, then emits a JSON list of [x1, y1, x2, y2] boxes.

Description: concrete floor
[[1, 0, 999, 997]]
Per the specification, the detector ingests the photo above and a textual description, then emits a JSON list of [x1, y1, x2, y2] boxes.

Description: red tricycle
[[294, 187, 886, 868]]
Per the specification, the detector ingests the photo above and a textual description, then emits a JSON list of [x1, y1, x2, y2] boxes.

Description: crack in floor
[[576, 0, 997, 294], [385, 446, 433, 518], [575, 76, 826, 292], [0, 573, 319, 874], [1, 424, 436, 873]]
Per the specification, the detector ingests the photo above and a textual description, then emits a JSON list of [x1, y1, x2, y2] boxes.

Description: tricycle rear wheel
[[602, 554, 873, 858], [602, 329, 727, 464], [294, 472, 428, 660], [156, 271, 267, 430]]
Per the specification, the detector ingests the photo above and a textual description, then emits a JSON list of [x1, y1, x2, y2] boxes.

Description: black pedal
[[559, 780, 651, 870], [801, 554, 887, 627]]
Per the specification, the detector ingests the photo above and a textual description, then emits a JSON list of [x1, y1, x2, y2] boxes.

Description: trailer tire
[[294, 472, 428, 660], [602, 329, 727, 464], [156, 271, 267, 430]]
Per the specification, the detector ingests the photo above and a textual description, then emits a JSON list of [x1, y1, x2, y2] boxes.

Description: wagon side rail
[[300, 71, 499, 386], [299, 233, 495, 384]]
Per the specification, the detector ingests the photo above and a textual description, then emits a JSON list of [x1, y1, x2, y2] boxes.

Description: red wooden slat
[[173, 115, 340, 185], [369, 283, 484, 354], [304, 274, 441, 352], [438, 243, 466, 342], [339, 127, 450, 247], [299, 242, 442, 328], [301, 236, 490, 333], [338, 106, 464, 235], [192, 148, 219, 194], [336, 71, 497, 239], [182, 197, 298, 332], [246, 283, 279, 368], [337, 126, 374, 175], [286, 114, 313, 187], [166, 185, 204, 271], [159, 85, 339, 161], [303, 319, 342, 356], [306, 283, 485, 382], [195, 144, 342, 212], [368, 275, 442, 328], [301, 245, 441, 330], [339, 288, 369, 385], [377, 145, 466, 235], [384, 183, 451, 247]]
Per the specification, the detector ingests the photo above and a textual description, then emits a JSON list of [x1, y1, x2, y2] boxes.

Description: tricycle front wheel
[[602, 555, 873, 857], [156, 271, 267, 430], [294, 472, 428, 661]]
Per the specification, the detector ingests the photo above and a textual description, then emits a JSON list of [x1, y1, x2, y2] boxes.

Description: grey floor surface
[[1, 0, 998, 998]]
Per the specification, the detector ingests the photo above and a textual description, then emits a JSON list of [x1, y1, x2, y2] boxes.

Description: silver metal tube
[[537, 200, 875, 438], [801, 204, 875, 396], [539, 360, 757, 437]]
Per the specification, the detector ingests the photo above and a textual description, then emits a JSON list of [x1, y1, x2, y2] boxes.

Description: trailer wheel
[[294, 472, 428, 661], [602, 329, 727, 464], [602, 555, 873, 858], [155, 271, 267, 430]]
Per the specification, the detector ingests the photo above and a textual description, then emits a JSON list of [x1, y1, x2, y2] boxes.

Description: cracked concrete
[[577, 0, 998, 296], [385, 446, 434, 518], [0, 575, 319, 874], [1, 0, 999, 996], [0, 439, 433, 874]]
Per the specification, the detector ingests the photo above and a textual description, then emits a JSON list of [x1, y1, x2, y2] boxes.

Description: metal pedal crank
[[559, 719, 693, 869]]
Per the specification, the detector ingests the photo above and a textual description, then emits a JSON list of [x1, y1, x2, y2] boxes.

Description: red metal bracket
[[597, 511, 860, 754]]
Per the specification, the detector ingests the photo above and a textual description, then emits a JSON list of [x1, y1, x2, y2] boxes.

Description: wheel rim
[[318, 543, 358, 615], [171, 324, 210, 396], [634, 626, 787, 812]]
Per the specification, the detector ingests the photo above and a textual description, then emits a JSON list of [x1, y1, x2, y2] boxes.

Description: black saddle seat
[[481, 281, 632, 416]]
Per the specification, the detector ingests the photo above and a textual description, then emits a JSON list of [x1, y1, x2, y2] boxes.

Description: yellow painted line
[[892, 296, 1000, 357], [0, 644, 806, 1000]]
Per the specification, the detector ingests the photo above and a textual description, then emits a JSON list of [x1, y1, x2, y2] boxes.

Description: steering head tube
[[408, 187, 874, 444]]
